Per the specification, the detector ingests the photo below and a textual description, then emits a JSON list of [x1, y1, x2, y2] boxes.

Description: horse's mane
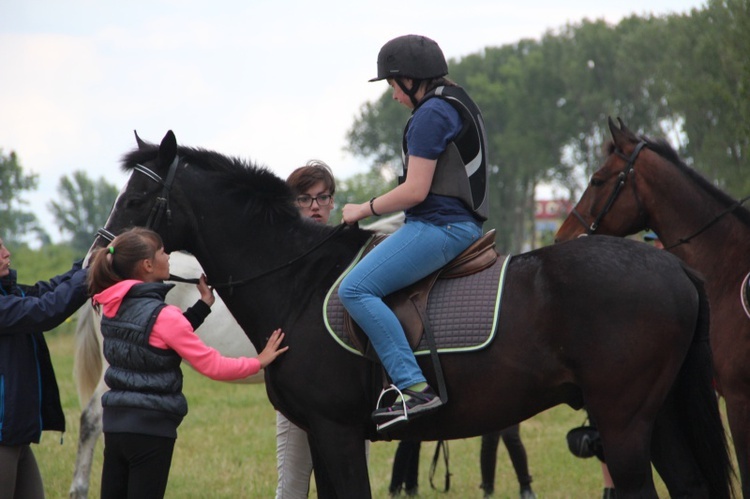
[[121, 143, 302, 224], [606, 137, 750, 226]]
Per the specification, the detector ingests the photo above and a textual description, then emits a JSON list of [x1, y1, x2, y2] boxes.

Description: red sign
[[535, 199, 573, 220]]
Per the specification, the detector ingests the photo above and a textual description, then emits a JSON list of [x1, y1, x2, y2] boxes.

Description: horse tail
[[73, 303, 104, 408], [673, 265, 734, 498]]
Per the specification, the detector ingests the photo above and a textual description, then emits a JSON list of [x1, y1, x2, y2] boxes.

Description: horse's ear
[[617, 118, 636, 138], [158, 130, 178, 169], [609, 116, 630, 150], [134, 130, 148, 150]]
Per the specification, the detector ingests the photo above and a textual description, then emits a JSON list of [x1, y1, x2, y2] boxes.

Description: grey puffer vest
[[101, 282, 187, 437]]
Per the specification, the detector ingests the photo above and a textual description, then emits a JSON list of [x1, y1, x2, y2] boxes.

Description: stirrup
[[373, 384, 409, 431]]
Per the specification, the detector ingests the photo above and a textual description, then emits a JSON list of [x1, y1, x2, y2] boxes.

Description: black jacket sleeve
[[182, 299, 212, 331]]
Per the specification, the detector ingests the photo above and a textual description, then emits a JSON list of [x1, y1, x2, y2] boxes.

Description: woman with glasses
[[276, 160, 343, 498], [287, 161, 336, 224]]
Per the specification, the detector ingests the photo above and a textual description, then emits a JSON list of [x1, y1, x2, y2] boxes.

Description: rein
[[661, 194, 750, 250], [204, 223, 349, 290], [97, 158, 351, 291]]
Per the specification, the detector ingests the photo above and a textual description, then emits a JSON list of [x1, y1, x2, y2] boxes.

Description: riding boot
[[602, 487, 617, 499]]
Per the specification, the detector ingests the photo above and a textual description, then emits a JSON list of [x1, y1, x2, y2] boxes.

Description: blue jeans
[[339, 220, 482, 389]]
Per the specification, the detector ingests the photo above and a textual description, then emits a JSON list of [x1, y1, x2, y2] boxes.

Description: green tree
[[330, 166, 397, 223], [49, 170, 119, 253], [11, 242, 79, 284], [663, 2, 750, 195], [0, 149, 46, 243], [346, 93, 407, 166]]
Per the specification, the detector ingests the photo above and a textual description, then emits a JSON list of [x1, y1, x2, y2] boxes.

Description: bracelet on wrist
[[369, 197, 381, 217]]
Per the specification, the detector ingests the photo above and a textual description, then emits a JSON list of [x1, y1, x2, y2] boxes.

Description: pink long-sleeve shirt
[[94, 279, 260, 380]]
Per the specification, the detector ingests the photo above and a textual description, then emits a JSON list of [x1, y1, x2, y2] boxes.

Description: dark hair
[[286, 160, 336, 196], [422, 76, 458, 94], [87, 227, 163, 296]]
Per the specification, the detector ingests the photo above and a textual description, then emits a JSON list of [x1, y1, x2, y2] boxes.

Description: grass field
[[34, 323, 736, 498]]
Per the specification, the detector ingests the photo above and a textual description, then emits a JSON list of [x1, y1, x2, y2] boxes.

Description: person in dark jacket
[[0, 236, 89, 498]]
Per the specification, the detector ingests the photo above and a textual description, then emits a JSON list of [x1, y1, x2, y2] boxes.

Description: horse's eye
[[122, 193, 149, 209], [590, 178, 604, 187]]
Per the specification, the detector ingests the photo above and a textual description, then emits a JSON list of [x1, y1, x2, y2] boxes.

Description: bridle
[[569, 140, 750, 250], [97, 155, 181, 244], [96, 154, 350, 290], [570, 141, 647, 235]]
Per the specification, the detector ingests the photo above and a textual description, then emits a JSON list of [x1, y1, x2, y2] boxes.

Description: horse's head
[[555, 117, 651, 243], [93, 130, 197, 254], [93, 130, 330, 289]]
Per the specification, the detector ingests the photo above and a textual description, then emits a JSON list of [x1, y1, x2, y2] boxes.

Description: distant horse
[[89, 129, 731, 498], [556, 116, 748, 496], [69, 251, 260, 499]]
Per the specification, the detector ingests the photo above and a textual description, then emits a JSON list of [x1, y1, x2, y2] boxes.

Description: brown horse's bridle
[[570, 141, 647, 235], [570, 140, 750, 250]]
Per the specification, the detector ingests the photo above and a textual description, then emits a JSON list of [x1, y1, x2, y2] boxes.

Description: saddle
[[344, 230, 499, 356]]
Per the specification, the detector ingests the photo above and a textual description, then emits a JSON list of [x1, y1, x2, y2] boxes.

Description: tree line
[[345, 0, 748, 253], [2, 1, 746, 260], [0, 150, 118, 253]]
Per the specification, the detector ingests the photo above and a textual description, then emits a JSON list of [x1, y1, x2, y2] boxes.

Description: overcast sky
[[1, 0, 705, 242]]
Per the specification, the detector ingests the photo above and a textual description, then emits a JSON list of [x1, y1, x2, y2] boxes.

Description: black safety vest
[[400, 85, 490, 220]]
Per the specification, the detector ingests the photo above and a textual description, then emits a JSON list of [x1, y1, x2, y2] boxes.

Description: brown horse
[[92, 129, 731, 498], [557, 117, 748, 496]]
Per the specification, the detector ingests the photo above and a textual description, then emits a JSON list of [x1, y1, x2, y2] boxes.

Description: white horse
[[69, 251, 261, 498]]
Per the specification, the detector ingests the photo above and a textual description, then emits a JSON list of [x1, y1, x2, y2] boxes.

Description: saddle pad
[[323, 247, 511, 357]]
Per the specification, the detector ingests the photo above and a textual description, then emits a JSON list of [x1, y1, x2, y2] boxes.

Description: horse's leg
[[307, 420, 370, 499], [650, 393, 709, 497], [583, 374, 666, 497], [598, 426, 658, 499], [69, 381, 105, 499]]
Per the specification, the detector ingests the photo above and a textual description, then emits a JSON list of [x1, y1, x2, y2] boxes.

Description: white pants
[[276, 411, 313, 499], [275, 411, 371, 499]]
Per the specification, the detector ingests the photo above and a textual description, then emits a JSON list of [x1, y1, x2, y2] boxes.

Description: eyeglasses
[[295, 194, 332, 208]]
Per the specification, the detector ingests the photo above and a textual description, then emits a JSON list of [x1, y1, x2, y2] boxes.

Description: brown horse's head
[[555, 117, 652, 242]]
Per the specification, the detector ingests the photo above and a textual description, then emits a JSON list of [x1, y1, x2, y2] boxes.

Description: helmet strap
[[396, 78, 423, 107]]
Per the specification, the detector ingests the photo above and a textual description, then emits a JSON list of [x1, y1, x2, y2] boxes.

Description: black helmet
[[369, 35, 448, 82]]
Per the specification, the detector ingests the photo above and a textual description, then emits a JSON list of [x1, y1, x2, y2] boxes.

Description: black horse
[[93, 130, 731, 498]]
